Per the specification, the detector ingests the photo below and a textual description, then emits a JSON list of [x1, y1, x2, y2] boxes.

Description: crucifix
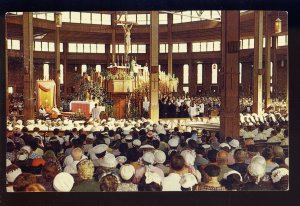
[[115, 12, 137, 64]]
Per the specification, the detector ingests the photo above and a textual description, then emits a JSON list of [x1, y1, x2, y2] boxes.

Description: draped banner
[[36, 80, 56, 111]]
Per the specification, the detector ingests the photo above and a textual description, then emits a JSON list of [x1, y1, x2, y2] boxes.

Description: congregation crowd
[[158, 94, 220, 118], [6, 109, 289, 192]]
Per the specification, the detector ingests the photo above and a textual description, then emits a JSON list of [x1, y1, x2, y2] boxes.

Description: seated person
[[39, 105, 49, 119], [51, 105, 61, 119]]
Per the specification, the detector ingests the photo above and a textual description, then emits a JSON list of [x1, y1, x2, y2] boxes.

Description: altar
[[69, 101, 105, 117]]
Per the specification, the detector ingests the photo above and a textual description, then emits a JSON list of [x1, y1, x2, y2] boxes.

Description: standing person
[[199, 101, 205, 117], [91, 104, 100, 120]]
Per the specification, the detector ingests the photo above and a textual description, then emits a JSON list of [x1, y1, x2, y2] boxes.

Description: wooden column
[[252, 11, 264, 115], [150, 11, 159, 122], [63, 43, 68, 99], [286, 40, 289, 111], [55, 18, 61, 107], [112, 12, 116, 65], [167, 13, 173, 75], [5, 18, 9, 116], [187, 42, 194, 95], [23, 12, 34, 120], [220, 11, 240, 139], [265, 11, 271, 108], [272, 36, 277, 99]]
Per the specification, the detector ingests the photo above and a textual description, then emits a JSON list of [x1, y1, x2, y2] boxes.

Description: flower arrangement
[[106, 69, 134, 80]]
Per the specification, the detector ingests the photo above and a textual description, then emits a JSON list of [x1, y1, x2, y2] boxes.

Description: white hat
[[180, 173, 198, 189], [125, 135, 133, 141], [133, 139, 141, 147], [17, 152, 29, 161], [154, 150, 166, 164], [53, 172, 74, 192], [93, 144, 108, 154], [21, 145, 32, 154], [145, 170, 162, 185], [202, 144, 211, 149], [219, 143, 231, 150], [119, 164, 135, 181], [168, 138, 179, 147], [229, 139, 240, 148], [247, 162, 266, 184], [140, 144, 155, 150], [6, 166, 22, 183], [181, 150, 196, 166], [162, 173, 181, 191], [99, 153, 118, 168], [251, 155, 266, 167], [63, 161, 79, 174], [223, 170, 243, 182], [143, 152, 155, 164], [271, 168, 289, 183], [6, 159, 12, 167], [116, 156, 127, 164]]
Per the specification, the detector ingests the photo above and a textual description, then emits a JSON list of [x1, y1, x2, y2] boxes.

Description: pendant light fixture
[[275, 11, 282, 33]]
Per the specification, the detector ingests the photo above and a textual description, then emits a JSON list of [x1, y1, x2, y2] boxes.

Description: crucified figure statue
[[122, 23, 133, 61]]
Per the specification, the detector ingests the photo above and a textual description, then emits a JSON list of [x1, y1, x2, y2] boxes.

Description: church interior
[[4, 11, 289, 192]]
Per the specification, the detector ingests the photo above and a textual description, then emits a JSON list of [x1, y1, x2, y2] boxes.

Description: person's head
[[127, 148, 140, 162], [273, 146, 285, 159], [221, 171, 243, 191], [71, 147, 83, 161], [188, 139, 197, 150], [53, 172, 75, 192], [6, 164, 22, 183], [216, 150, 229, 165], [271, 168, 289, 191], [25, 183, 46, 192], [7, 142, 15, 153], [119, 164, 136, 181], [41, 162, 60, 181], [13, 173, 37, 192], [119, 143, 128, 154], [99, 174, 119, 192], [139, 171, 162, 191], [207, 149, 218, 163], [152, 140, 160, 149], [204, 165, 221, 178], [77, 159, 94, 180], [195, 146, 206, 156], [53, 128, 60, 135], [234, 149, 247, 163], [170, 154, 185, 171], [247, 162, 266, 184], [261, 148, 274, 161], [72, 138, 84, 148]]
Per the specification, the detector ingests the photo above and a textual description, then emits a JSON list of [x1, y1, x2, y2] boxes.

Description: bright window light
[[183, 64, 189, 84], [60, 64, 64, 84], [97, 44, 105, 53], [71, 12, 81, 23], [43, 64, 49, 80], [159, 13, 167, 24], [211, 63, 218, 84], [42, 42, 48, 52], [81, 12, 91, 24], [92, 13, 101, 24], [197, 64, 203, 84], [34, 41, 42, 51], [91, 44, 97, 53], [48, 42, 55, 52], [102, 14, 111, 25], [84, 44, 91, 53], [77, 43, 83, 53]]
